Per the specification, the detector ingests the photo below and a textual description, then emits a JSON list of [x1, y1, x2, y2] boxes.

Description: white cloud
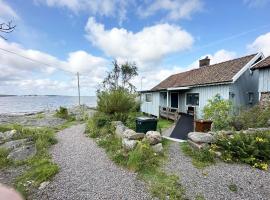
[[244, 0, 270, 8], [0, 39, 108, 95], [136, 49, 237, 90], [0, 0, 19, 20], [247, 32, 270, 57], [139, 0, 203, 20], [85, 17, 194, 69], [35, 0, 131, 24]]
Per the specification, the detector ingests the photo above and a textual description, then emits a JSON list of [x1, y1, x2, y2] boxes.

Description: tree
[[0, 21, 16, 40], [100, 60, 138, 93]]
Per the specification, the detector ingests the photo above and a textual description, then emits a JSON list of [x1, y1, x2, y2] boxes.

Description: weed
[[0, 148, 13, 169], [228, 183, 238, 192], [195, 194, 205, 200], [181, 142, 215, 169]]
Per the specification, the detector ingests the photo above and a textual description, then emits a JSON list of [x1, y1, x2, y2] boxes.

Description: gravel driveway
[[165, 142, 270, 200], [33, 124, 152, 200]]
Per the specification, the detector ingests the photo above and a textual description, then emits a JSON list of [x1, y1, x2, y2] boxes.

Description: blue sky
[[0, 0, 270, 95]]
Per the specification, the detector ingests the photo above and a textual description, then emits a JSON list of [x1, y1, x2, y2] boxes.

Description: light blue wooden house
[[140, 53, 264, 119]]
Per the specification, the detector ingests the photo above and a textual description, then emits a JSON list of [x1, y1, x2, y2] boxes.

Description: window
[[145, 93, 152, 102], [186, 93, 199, 106], [248, 92, 254, 104]]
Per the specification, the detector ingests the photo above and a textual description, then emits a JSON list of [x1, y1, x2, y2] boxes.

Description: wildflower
[[255, 137, 267, 143], [261, 163, 268, 170]]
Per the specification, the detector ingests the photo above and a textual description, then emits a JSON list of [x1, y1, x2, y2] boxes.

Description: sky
[[0, 0, 270, 96]]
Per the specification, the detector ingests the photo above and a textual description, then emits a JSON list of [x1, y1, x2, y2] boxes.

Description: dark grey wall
[[229, 69, 259, 111]]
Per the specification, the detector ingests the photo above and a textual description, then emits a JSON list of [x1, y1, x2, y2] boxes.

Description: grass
[[180, 142, 215, 169], [228, 183, 238, 192], [0, 124, 59, 198], [0, 148, 13, 169], [86, 116, 185, 200], [157, 118, 174, 132], [195, 194, 205, 200]]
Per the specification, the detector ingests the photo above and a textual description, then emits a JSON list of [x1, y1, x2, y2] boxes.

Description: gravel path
[[165, 142, 270, 200], [33, 124, 152, 200]]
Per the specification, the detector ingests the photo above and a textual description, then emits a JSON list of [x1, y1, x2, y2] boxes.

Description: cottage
[[141, 53, 264, 119], [252, 56, 270, 106]]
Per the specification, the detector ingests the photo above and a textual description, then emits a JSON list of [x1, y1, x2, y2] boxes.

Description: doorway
[[171, 93, 179, 108]]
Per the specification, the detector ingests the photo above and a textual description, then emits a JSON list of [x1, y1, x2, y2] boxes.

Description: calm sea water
[[0, 96, 97, 114]]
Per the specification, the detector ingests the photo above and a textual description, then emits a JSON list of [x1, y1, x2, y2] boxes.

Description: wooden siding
[[181, 85, 230, 119], [230, 69, 259, 109], [140, 92, 160, 117], [259, 68, 270, 93]]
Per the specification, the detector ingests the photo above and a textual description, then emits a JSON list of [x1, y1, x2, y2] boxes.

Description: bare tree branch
[[0, 21, 16, 40]]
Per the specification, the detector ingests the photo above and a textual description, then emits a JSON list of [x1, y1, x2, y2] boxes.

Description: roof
[[252, 56, 270, 70], [151, 54, 257, 91]]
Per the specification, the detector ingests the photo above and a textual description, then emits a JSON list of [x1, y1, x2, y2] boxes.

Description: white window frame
[[145, 93, 153, 103], [186, 93, 200, 106]]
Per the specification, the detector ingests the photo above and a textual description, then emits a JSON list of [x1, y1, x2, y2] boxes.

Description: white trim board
[[162, 136, 186, 143], [232, 52, 264, 83]]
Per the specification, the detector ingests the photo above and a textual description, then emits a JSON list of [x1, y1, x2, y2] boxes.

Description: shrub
[[97, 89, 137, 121], [203, 94, 233, 131], [215, 131, 270, 170], [232, 105, 270, 130], [55, 106, 69, 119]]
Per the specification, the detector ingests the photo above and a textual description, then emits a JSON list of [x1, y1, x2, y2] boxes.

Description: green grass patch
[[86, 114, 185, 200], [157, 118, 174, 132], [0, 124, 59, 198], [180, 142, 215, 169], [0, 148, 13, 169]]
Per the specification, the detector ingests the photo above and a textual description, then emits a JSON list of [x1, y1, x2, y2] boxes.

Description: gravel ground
[[33, 124, 152, 200], [165, 142, 270, 200]]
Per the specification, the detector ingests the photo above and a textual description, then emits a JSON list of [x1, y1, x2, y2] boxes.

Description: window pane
[[146, 94, 152, 102], [186, 93, 199, 106]]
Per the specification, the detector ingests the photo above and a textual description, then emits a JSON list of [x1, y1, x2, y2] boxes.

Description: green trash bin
[[136, 117, 157, 133]]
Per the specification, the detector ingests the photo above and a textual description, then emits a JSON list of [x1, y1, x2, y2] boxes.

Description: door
[[171, 93, 179, 108]]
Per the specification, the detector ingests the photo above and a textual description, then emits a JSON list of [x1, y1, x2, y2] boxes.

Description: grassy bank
[[86, 115, 185, 200], [0, 124, 59, 197]]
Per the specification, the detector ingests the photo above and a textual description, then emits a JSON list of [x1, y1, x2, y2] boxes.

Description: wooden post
[[77, 72, 81, 106]]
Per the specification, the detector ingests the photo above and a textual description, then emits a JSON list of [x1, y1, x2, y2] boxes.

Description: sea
[[0, 96, 97, 115]]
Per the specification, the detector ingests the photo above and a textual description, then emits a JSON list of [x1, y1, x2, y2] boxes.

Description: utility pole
[[77, 72, 81, 106]]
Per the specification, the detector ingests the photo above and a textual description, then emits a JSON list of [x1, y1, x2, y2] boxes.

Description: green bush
[[97, 89, 137, 121], [55, 106, 69, 119], [232, 105, 270, 130], [215, 131, 270, 170], [203, 94, 233, 131]]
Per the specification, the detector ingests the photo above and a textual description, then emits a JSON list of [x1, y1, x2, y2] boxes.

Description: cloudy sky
[[0, 0, 270, 96]]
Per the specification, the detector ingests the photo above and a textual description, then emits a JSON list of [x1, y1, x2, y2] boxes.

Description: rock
[[217, 130, 234, 136], [215, 151, 222, 157], [0, 129, 17, 141], [111, 121, 124, 128], [129, 133, 145, 140], [122, 138, 137, 151], [151, 143, 163, 153], [187, 139, 209, 150], [115, 124, 127, 138], [188, 132, 215, 143], [39, 181, 50, 190], [8, 144, 36, 161], [0, 138, 30, 151], [123, 129, 145, 140], [145, 131, 162, 145]]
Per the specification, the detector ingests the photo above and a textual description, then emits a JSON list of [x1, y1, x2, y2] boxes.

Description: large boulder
[[114, 122, 127, 138], [0, 138, 30, 151], [123, 129, 145, 140], [122, 138, 137, 151], [0, 130, 17, 142], [188, 132, 215, 143], [151, 143, 163, 153], [145, 131, 162, 145], [8, 144, 36, 161], [187, 139, 209, 150]]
